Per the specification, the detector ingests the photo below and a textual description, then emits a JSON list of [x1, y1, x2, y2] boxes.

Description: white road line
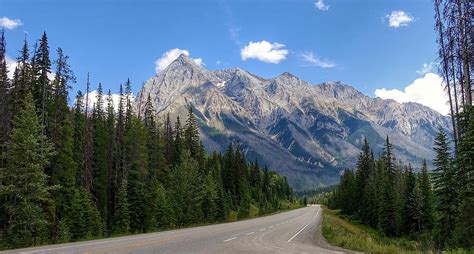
[[245, 232, 255, 236], [269, 225, 274, 228], [287, 209, 320, 243], [224, 237, 237, 242], [259, 228, 265, 231]]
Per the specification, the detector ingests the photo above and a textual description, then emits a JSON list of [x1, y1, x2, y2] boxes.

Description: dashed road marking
[[224, 237, 237, 242], [259, 228, 265, 231], [245, 232, 255, 236], [287, 209, 320, 243]]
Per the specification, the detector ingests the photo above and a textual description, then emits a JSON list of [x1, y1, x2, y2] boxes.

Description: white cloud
[[5, 55, 17, 79], [154, 48, 203, 73], [300, 52, 335, 68], [416, 62, 437, 75], [374, 73, 449, 115], [314, 0, 329, 11], [385, 11, 414, 28], [0, 17, 23, 30], [83, 90, 135, 111], [240, 41, 289, 64], [5, 55, 55, 80]]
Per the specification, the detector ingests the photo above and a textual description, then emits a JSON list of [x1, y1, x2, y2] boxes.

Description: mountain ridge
[[135, 54, 451, 190]]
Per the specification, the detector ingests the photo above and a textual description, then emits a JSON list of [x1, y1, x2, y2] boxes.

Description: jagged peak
[[161, 53, 205, 74]]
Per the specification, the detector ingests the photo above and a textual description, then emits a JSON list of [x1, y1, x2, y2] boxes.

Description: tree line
[[0, 31, 295, 250], [329, 2, 474, 250], [327, 132, 473, 251]]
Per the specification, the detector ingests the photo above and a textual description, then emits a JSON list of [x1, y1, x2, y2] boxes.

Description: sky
[[0, 0, 449, 114]]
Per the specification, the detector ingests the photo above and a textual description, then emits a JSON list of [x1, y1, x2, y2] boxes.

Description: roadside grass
[[321, 207, 429, 254]]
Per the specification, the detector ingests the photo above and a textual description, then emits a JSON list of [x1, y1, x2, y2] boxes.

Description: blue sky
[[0, 0, 448, 114]]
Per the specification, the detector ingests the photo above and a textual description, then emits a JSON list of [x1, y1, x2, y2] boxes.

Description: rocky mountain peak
[[136, 62, 452, 190]]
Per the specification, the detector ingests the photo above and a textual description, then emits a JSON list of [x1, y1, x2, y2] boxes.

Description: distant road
[[5, 205, 353, 254]]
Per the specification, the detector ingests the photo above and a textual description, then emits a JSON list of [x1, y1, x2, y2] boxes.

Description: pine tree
[[113, 180, 130, 235], [9, 36, 32, 120], [81, 74, 94, 191], [202, 174, 218, 222], [168, 151, 203, 226], [73, 90, 85, 186], [418, 160, 434, 232], [47, 48, 77, 239], [65, 188, 87, 240], [115, 84, 126, 184], [355, 138, 375, 223], [163, 113, 174, 168], [143, 95, 166, 181], [173, 116, 183, 166], [0, 29, 11, 169], [0, 92, 55, 248], [432, 129, 457, 248], [454, 107, 474, 247], [401, 164, 421, 235], [378, 137, 400, 236], [92, 83, 109, 228], [0, 29, 9, 242], [125, 117, 149, 233], [184, 106, 200, 159], [149, 177, 174, 229], [31, 32, 52, 126], [105, 89, 116, 230]]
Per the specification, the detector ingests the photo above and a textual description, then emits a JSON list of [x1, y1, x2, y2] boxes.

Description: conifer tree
[[113, 180, 130, 235], [418, 160, 434, 232], [163, 113, 174, 168], [91, 83, 109, 227], [81, 74, 94, 191], [105, 90, 116, 229], [184, 106, 200, 159], [125, 117, 149, 233], [169, 151, 203, 225], [454, 107, 474, 247], [0, 29, 11, 168], [0, 92, 55, 248], [10, 36, 32, 116], [31, 32, 51, 125], [73, 90, 85, 186], [401, 164, 421, 235], [173, 116, 183, 166], [432, 129, 457, 247]]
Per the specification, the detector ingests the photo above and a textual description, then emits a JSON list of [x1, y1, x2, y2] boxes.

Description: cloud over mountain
[[241, 41, 288, 64], [155, 48, 203, 73]]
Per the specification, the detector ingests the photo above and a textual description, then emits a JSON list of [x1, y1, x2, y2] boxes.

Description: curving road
[[5, 205, 354, 254]]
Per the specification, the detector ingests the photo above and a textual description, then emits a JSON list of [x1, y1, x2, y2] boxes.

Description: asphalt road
[[5, 205, 354, 254]]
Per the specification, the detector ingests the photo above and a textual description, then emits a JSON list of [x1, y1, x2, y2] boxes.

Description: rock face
[[135, 54, 451, 190]]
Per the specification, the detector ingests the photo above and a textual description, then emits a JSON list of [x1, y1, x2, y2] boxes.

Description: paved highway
[[5, 205, 353, 254]]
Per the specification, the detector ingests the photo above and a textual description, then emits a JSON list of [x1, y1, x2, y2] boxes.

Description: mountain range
[[134, 54, 451, 190]]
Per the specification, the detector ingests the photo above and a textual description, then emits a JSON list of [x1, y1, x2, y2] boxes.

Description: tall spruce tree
[[113, 180, 130, 235], [0, 92, 55, 248], [418, 160, 434, 232], [432, 129, 457, 248], [184, 106, 200, 159], [454, 107, 474, 247], [47, 48, 77, 240], [401, 164, 421, 235], [91, 83, 109, 228]]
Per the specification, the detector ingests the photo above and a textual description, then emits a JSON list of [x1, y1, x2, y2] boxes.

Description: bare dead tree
[[434, 0, 473, 145]]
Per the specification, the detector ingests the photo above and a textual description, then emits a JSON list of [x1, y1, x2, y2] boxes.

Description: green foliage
[[113, 181, 130, 235], [0, 92, 55, 248], [329, 130, 474, 251], [322, 207, 429, 254], [0, 34, 295, 250]]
